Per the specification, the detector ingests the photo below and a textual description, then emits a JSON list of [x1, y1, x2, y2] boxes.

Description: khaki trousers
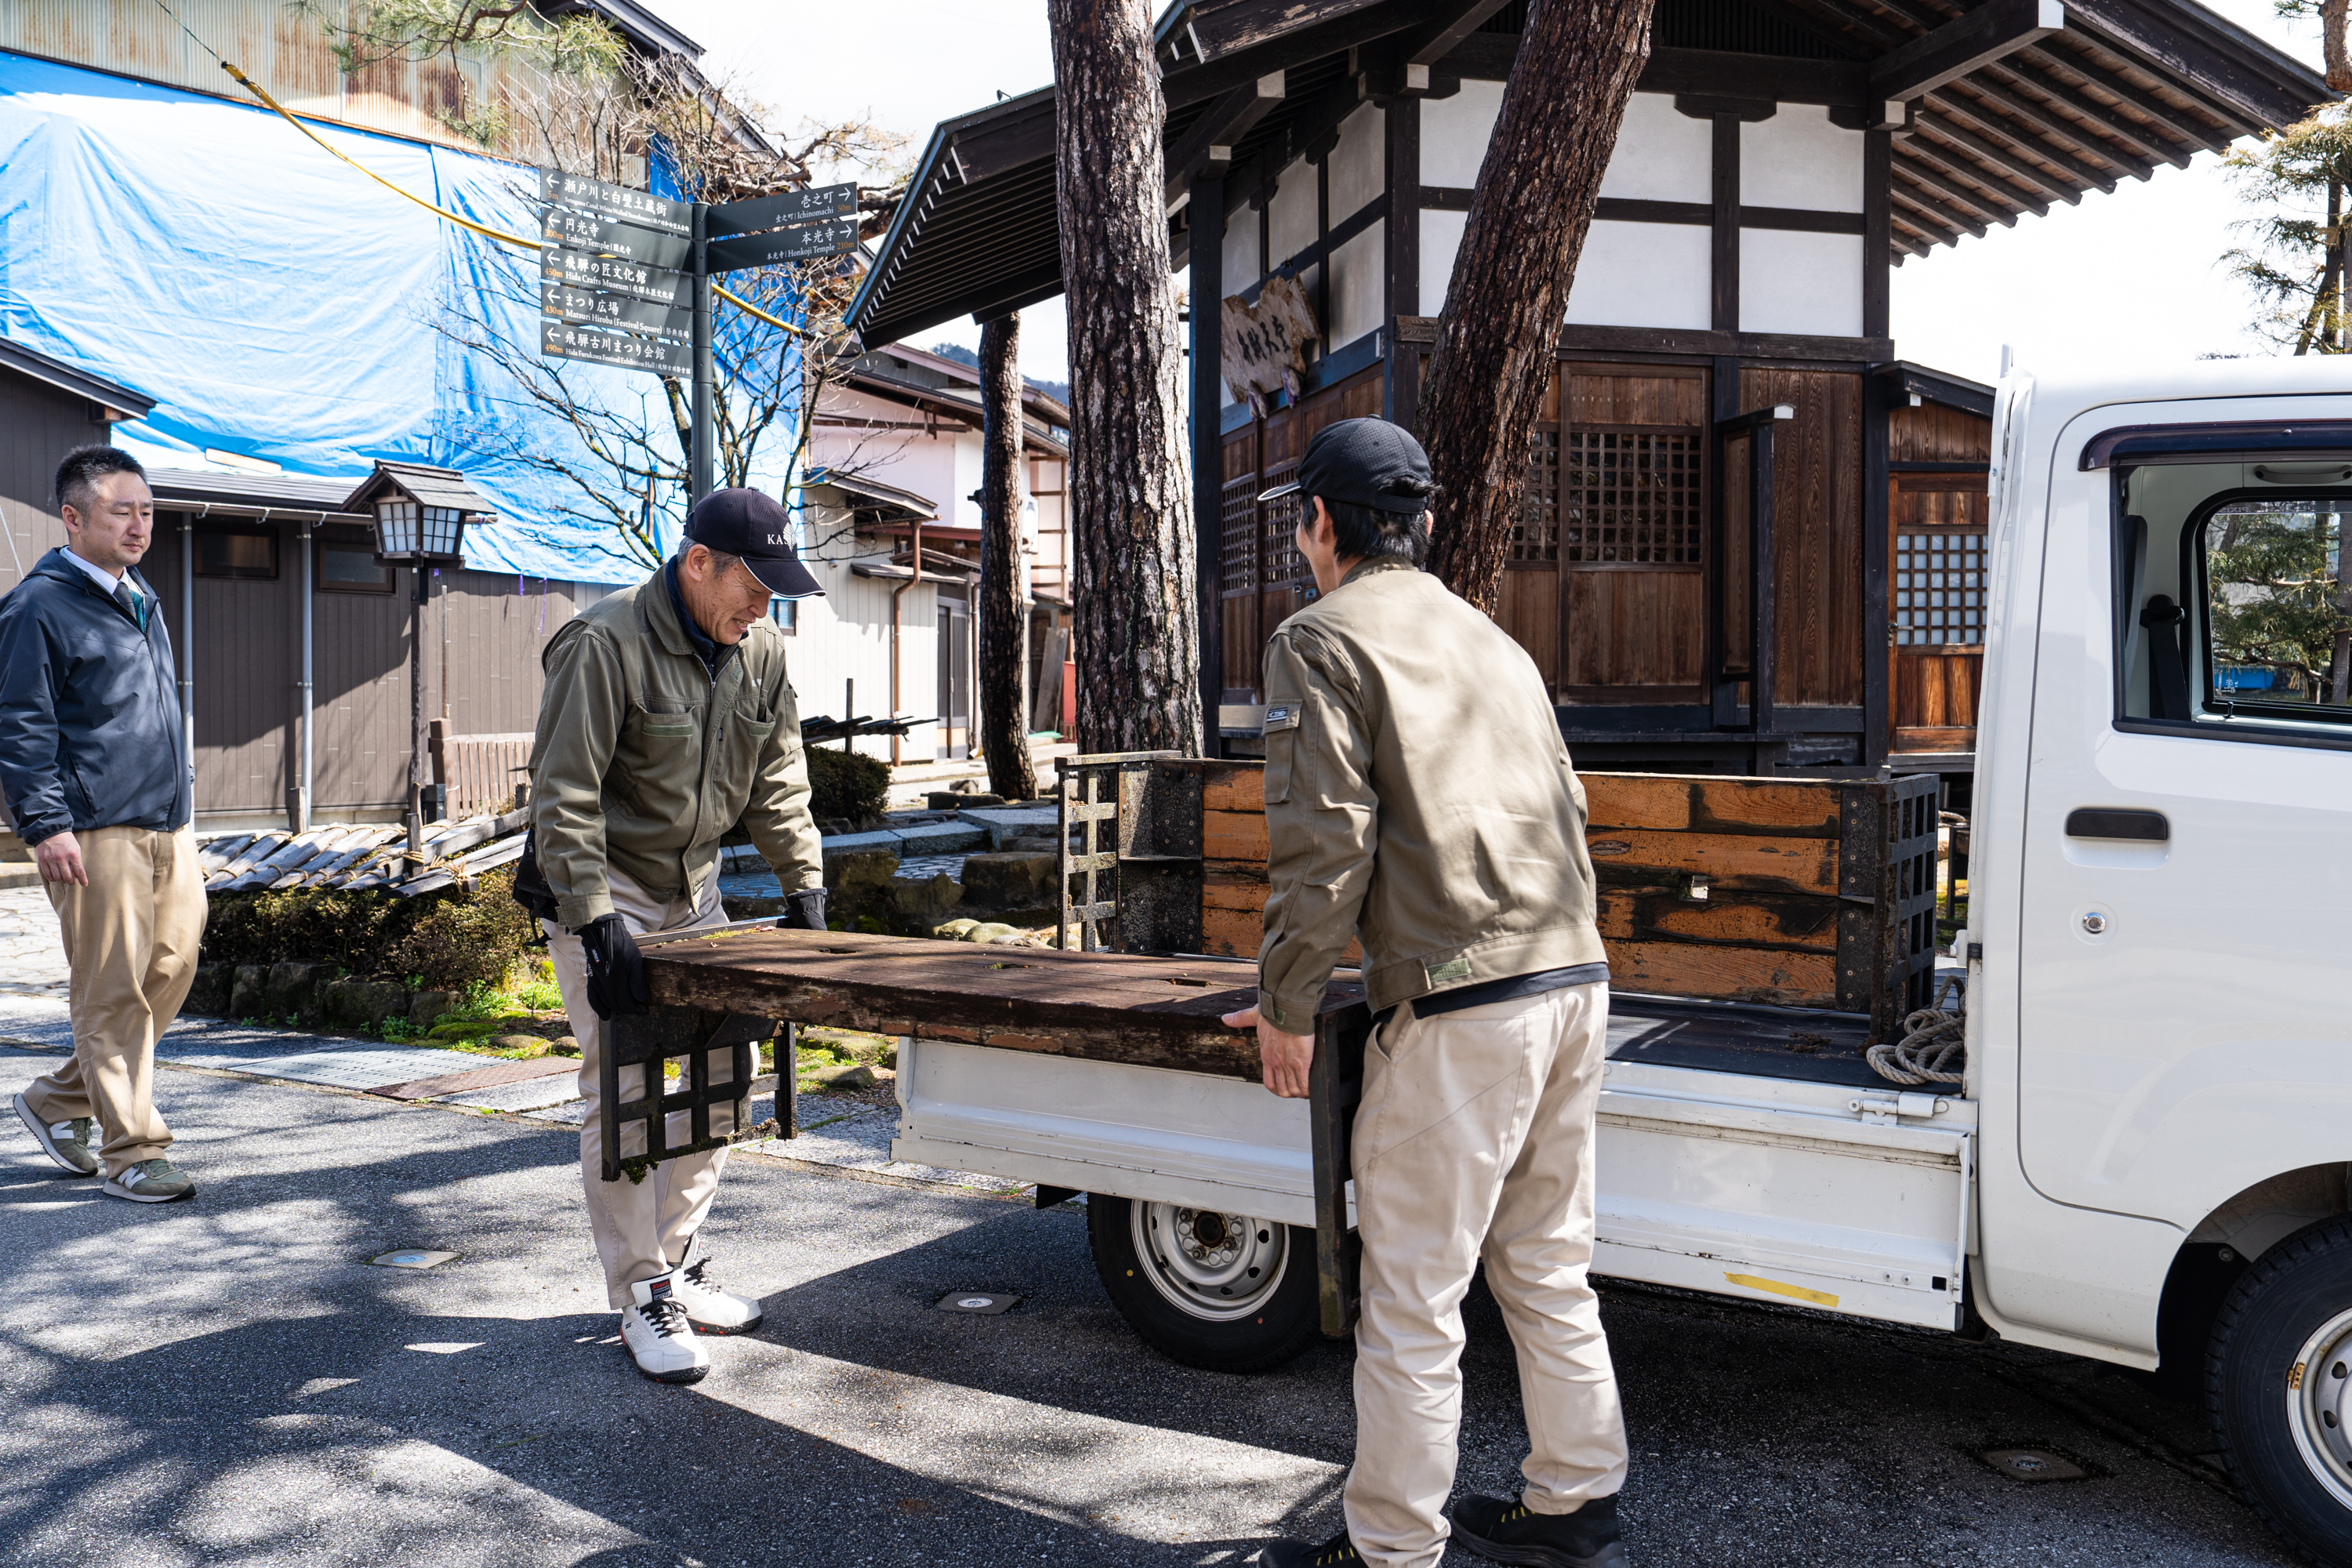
[[543, 866, 739, 1308], [23, 825, 205, 1178], [1343, 982, 1628, 1568]]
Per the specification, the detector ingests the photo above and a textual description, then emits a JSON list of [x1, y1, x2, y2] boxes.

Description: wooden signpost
[[533, 172, 863, 503]]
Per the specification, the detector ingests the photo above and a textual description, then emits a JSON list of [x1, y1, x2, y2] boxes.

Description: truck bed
[[1607, 996, 1886, 1090]]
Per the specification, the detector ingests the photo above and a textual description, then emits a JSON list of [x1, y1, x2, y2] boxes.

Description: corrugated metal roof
[[145, 466, 368, 518]]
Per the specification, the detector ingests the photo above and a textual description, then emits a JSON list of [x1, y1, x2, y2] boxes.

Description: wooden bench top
[[637, 924, 1366, 1081]]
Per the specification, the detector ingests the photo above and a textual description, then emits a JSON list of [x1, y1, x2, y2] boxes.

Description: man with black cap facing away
[[1222, 419, 1631, 1568], [524, 487, 827, 1385]]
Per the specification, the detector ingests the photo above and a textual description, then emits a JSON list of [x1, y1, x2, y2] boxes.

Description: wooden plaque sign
[[1220, 274, 1317, 406]]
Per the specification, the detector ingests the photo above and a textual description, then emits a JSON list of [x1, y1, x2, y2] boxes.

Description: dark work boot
[[1449, 1492, 1627, 1567], [1257, 1528, 1367, 1566]]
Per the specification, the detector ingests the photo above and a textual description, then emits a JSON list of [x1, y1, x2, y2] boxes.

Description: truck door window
[[2193, 496, 2352, 723]]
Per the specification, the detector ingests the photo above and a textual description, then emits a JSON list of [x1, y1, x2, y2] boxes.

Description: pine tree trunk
[[1046, 0, 1200, 753], [978, 314, 1040, 800], [1419, 0, 1657, 614]]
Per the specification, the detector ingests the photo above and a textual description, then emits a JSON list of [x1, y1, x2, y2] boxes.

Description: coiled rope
[[1866, 974, 1966, 1087]]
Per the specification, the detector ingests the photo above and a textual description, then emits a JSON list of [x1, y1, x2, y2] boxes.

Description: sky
[[643, 0, 2332, 390]]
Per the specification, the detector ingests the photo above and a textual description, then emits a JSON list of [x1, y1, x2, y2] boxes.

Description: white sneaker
[[621, 1272, 710, 1384], [673, 1254, 764, 1334]]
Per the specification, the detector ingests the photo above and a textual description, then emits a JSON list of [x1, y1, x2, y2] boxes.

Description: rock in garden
[[408, 989, 455, 1028], [183, 964, 231, 1018], [808, 1062, 876, 1091], [230, 964, 268, 1018], [959, 852, 1059, 909], [550, 1036, 581, 1057], [492, 1033, 546, 1055], [263, 960, 328, 1018]]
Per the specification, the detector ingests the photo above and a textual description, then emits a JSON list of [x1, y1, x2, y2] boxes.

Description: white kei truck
[[870, 358, 2352, 1565]]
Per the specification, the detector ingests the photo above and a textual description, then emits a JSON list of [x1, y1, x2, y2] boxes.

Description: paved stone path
[[0, 886, 67, 1000]]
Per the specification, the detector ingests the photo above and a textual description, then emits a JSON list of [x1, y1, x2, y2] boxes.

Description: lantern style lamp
[[340, 463, 495, 853]]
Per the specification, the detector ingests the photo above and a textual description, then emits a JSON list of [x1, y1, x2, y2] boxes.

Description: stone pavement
[[0, 886, 67, 1000]]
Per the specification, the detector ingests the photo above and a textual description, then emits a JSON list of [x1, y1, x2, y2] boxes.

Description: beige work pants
[[543, 866, 738, 1308], [23, 825, 205, 1178], [1342, 981, 1628, 1568]]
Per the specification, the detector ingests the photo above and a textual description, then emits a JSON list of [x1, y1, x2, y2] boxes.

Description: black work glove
[[575, 914, 648, 1020], [780, 887, 828, 931]]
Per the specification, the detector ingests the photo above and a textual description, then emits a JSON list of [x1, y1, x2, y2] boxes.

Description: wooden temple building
[[847, 0, 2327, 786]]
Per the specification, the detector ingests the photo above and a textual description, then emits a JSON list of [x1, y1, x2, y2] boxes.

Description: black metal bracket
[[599, 1005, 790, 1183]]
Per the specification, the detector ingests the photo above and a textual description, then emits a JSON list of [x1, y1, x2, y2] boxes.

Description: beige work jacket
[[528, 572, 822, 931], [1256, 557, 1606, 1029]]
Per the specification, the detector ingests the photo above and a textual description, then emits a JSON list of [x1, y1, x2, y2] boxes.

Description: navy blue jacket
[[0, 548, 191, 845]]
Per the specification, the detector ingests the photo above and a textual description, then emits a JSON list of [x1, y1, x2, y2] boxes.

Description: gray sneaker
[[13, 1093, 96, 1177], [103, 1158, 194, 1203]]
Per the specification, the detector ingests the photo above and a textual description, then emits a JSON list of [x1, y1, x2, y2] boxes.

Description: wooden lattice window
[[1510, 429, 1561, 564], [1893, 531, 1987, 645], [1561, 430, 1704, 565], [1261, 458, 1304, 590], [1220, 476, 1258, 594]]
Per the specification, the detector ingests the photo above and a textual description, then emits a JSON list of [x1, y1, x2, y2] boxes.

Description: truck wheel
[[1087, 1193, 1322, 1374], [2210, 1214, 2352, 1565]]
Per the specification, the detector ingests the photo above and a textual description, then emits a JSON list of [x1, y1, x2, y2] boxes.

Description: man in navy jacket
[[0, 446, 201, 1203]]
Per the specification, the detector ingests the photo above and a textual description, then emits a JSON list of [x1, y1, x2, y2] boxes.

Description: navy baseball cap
[[683, 488, 824, 599], [1258, 417, 1433, 514]]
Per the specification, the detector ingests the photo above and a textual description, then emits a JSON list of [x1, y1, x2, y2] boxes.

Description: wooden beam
[[1164, 72, 1287, 202], [1900, 134, 2050, 220], [1893, 147, 2021, 226], [1640, 47, 1872, 106], [1162, 0, 1425, 110], [1711, 113, 1740, 333], [2060, 0, 2325, 132], [1979, 56, 2190, 167], [1383, 94, 1420, 353], [2018, 36, 2230, 147], [1922, 89, 2119, 193], [1401, 0, 1516, 67], [1890, 180, 1981, 240], [1868, 0, 2064, 101], [1864, 129, 1891, 335], [1911, 105, 2082, 203], [1942, 71, 2155, 180]]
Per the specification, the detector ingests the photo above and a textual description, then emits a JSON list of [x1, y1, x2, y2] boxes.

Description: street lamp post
[[342, 463, 493, 858]]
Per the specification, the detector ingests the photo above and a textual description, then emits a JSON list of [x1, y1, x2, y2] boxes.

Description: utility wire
[[151, 0, 808, 336]]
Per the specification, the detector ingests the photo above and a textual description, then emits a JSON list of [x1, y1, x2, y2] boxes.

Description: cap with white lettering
[[682, 488, 824, 599]]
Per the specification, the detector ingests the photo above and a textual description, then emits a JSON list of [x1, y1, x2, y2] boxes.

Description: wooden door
[[1888, 472, 1987, 753]]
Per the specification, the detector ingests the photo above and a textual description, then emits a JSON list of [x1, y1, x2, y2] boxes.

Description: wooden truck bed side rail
[[1062, 757, 1940, 1042]]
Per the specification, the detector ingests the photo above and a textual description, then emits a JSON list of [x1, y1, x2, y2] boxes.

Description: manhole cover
[[936, 1291, 1018, 1315], [1980, 1447, 2087, 1483], [371, 1249, 458, 1270]]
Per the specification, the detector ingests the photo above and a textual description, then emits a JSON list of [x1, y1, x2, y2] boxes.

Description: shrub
[[807, 745, 889, 824], [384, 869, 539, 993], [200, 867, 539, 993]]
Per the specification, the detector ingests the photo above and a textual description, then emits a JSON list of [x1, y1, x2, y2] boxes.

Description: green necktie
[[113, 579, 145, 633]]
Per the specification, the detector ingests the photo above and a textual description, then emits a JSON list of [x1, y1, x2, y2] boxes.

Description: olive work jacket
[[1255, 557, 1606, 1030], [528, 572, 822, 931]]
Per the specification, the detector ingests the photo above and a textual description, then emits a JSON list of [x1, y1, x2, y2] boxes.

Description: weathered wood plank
[[1595, 887, 1839, 952], [1204, 862, 1269, 909], [1581, 774, 1842, 837], [1201, 763, 1265, 814], [1607, 941, 1838, 1007], [1203, 808, 1270, 861], [1585, 829, 1838, 895], [637, 926, 1359, 1082]]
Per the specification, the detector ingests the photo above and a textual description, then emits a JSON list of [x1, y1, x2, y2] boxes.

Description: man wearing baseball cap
[[1223, 419, 1632, 1568], [522, 487, 827, 1385]]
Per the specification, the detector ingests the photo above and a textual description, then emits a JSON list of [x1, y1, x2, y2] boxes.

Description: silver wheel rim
[[2287, 1306, 2352, 1507], [1128, 1200, 1288, 1323]]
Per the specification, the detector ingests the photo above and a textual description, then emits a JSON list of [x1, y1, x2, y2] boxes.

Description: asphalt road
[[0, 1048, 2300, 1568]]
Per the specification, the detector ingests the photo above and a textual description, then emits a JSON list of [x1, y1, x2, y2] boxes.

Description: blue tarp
[[0, 51, 799, 584]]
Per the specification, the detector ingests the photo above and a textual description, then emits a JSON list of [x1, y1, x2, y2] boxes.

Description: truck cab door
[[2016, 415, 2352, 1227]]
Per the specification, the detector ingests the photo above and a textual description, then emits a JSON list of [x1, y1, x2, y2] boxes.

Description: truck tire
[[2209, 1214, 2352, 1565], [1087, 1193, 1322, 1374]]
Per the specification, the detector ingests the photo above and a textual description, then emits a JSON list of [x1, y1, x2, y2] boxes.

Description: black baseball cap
[[683, 488, 824, 599], [1257, 417, 1433, 514]]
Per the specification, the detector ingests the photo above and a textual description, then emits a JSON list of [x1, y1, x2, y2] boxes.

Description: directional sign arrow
[[540, 284, 692, 339], [708, 182, 858, 240], [537, 208, 691, 271], [706, 218, 860, 274], [538, 169, 689, 236], [541, 321, 692, 377], [540, 246, 688, 308]]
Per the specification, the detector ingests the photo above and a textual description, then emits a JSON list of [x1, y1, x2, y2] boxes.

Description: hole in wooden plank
[[1166, 977, 1209, 987]]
